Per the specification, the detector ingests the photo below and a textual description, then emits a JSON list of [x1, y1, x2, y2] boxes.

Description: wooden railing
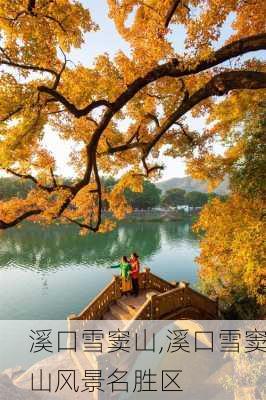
[[134, 282, 218, 320], [68, 268, 217, 322], [146, 270, 177, 292], [138, 284, 218, 320], [70, 275, 119, 321], [134, 295, 153, 320], [69, 268, 178, 321]]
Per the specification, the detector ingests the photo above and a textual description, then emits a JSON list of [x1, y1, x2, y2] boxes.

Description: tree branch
[[174, 121, 194, 142], [37, 86, 113, 117], [52, 48, 68, 90], [0, 48, 58, 77], [140, 157, 164, 177], [0, 106, 23, 122], [165, 0, 182, 28], [4, 168, 71, 192], [0, 209, 42, 229], [65, 157, 102, 233], [28, 0, 36, 15], [145, 70, 266, 154], [37, 34, 266, 119], [49, 167, 57, 187], [1, 32, 266, 232]]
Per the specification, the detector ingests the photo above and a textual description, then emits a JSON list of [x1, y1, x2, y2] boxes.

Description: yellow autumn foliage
[[194, 195, 266, 306]]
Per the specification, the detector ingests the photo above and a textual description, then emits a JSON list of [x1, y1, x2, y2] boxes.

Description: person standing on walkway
[[130, 252, 140, 297], [110, 256, 132, 294]]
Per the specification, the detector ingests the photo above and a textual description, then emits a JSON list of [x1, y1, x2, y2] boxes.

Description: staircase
[[68, 268, 218, 322], [66, 269, 219, 400], [103, 290, 160, 320]]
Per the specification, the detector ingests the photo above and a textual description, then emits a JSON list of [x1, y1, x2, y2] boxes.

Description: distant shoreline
[[122, 209, 199, 223]]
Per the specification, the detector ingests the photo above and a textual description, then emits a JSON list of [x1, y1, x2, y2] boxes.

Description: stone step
[[109, 303, 131, 320], [116, 299, 137, 317]]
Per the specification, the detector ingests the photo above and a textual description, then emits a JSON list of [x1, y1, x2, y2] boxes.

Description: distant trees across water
[[0, 177, 225, 211], [161, 188, 227, 209]]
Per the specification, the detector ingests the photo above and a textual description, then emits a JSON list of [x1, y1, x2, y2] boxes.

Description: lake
[[0, 221, 200, 319]]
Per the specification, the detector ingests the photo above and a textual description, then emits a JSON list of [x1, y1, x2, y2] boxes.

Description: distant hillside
[[156, 176, 229, 195]]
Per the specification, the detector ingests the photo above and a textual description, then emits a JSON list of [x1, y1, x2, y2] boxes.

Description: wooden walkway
[[66, 270, 219, 400], [68, 268, 218, 321]]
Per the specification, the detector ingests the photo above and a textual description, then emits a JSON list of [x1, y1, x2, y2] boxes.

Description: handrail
[[149, 285, 217, 319], [71, 270, 151, 321], [133, 296, 152, 320], [69, 269, 218, 321], [148, 271, 177, 291], [73, 276, 119, 320], [185, 286, 218, 316]]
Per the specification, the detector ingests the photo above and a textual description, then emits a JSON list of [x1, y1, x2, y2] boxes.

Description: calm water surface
[[0, 221, 199, 319]]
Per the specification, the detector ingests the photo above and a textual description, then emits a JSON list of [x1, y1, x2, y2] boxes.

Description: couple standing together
[[111, 253, 140, 297]]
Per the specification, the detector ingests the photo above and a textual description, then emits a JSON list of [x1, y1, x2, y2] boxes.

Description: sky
[[41, 1, 250, 181]]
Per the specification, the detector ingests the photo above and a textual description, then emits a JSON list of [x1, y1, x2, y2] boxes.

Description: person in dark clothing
[[130, 252, 140, 297]]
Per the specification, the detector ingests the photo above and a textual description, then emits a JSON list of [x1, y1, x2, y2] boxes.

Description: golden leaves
[[0, 0, 265, 234], [106, 172, 143, 219], [194, 194, 266, 305], [0, 0, 97, 70], [108, 0, 175, 70]]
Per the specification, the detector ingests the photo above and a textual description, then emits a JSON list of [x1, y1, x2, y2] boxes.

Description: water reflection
[[0, 221, 198, 271], [160, 220, 197, 245], [0, 222, 164, 271], [0, 221, 199, 319]]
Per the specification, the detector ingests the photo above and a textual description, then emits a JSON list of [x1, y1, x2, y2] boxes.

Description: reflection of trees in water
[[160, 221, 197, 244], [0, 222, 161, 271]]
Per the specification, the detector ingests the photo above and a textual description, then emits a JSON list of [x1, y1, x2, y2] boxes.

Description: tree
[[125, 181, 161, 209], [230, 118, 266, 198], [0, 178, 33, 200], [161, 188, 186, 208], [194, 111, 266, 315], [0, 0, 265, 233], [194, 194, 265, 312], [184, 191, 209, 207]]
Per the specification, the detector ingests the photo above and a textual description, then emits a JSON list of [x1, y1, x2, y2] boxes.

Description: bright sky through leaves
[[0, 0, 265, 233], [42, 0, 228, 180]]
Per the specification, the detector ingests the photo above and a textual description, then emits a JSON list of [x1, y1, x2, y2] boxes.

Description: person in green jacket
[[110, 256, 132, 294]]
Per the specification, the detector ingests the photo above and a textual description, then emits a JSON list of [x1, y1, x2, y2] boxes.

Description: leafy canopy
[[194, 111, 266, 310], [0, 0, 265, 233], [161, 188, 186, 207], [125, 180, 161, 210]]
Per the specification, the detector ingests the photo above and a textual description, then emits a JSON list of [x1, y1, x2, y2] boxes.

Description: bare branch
[[86, 116, 99, 127], [145, 112, 160, 127], [102, 141, 144, 156], [65, 157, 102, 233], [39, 14, 67, 32], [140, 157, 164, 177], [0, 58, 59, 78], [101, 124, 143, 156], [4, 167, 71, 192]]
